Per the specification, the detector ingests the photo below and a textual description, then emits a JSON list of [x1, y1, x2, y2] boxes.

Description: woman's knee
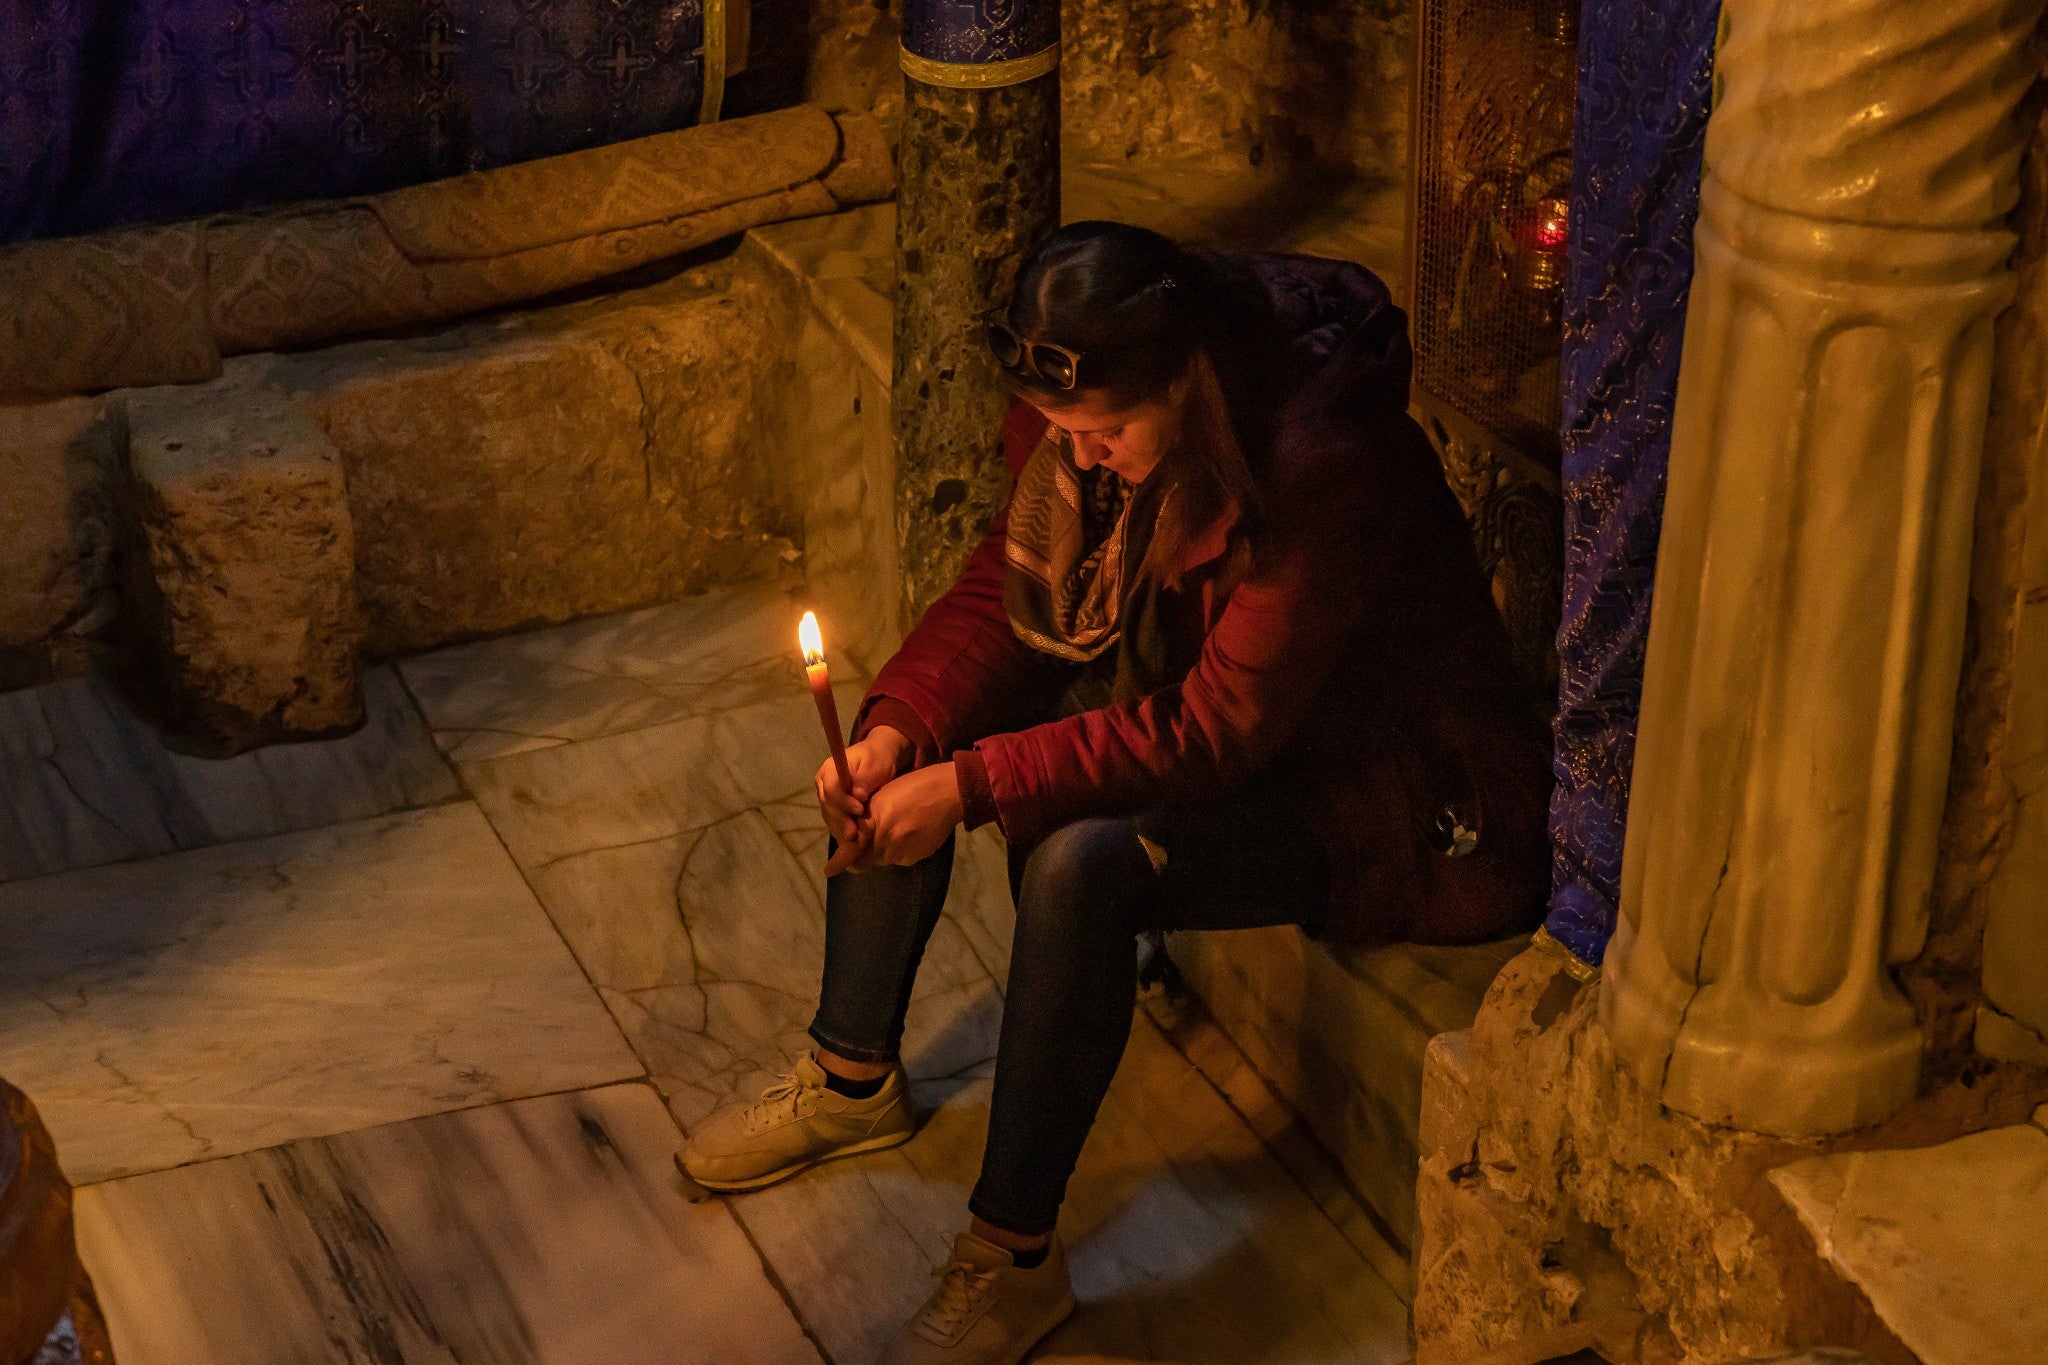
[[1017, 818, 1154, 938]]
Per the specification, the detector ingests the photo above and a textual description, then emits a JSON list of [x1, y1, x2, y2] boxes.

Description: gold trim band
[[1531, 926, 1600, 982], [899, 43, 1059, 90], [699, 0, 727, 124]]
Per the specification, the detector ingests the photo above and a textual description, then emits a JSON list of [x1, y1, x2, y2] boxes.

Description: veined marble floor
[[0, 584, 1412, 1364]]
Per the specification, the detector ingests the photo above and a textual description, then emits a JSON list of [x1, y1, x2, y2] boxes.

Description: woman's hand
[[816, 725, 914, 850], [826, 761, 965, 875]]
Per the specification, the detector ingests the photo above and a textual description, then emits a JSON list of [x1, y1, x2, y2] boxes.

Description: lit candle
[[798, 610, 855, 799]]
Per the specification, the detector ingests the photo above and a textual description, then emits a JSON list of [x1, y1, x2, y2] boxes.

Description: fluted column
[[1602, 0, 2044, 1135]]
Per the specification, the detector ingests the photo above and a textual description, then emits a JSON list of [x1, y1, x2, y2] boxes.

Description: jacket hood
[[1247, 252, 1413, 417]]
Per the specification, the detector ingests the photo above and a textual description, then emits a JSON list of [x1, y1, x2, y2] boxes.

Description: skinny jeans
[[807, 777, 1327, 1238]]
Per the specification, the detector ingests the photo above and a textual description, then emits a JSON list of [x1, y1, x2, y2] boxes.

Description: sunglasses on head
[[983, 310, 1083, 391]]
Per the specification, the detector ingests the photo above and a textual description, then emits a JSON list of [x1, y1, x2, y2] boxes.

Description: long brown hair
[[997, 221, 1278, 587]]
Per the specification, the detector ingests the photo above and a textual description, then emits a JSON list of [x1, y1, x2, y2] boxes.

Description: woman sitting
[[679, 220, 1551, 1364]]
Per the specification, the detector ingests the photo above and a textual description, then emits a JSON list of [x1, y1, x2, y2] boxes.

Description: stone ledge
[[1769, 1111, 2048, 1365], [743, 204, 894, 387], [1167, 924, 1527, 1298], [738, 208, 901, 672]]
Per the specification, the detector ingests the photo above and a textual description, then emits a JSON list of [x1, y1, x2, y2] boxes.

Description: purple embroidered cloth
[[1543, 0, 1721, 965], [2, 0, 710, 243]]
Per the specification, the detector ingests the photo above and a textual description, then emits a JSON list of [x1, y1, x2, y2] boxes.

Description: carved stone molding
[[1603, 0, 2045, 1135], [1422, 405, 1563, 694]]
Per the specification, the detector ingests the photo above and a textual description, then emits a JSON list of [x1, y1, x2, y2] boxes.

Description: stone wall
[[1063, 0, 1414, 182]]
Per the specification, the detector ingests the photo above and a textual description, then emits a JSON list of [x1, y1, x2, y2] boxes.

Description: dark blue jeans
[[808, 785, 1327, 1237]]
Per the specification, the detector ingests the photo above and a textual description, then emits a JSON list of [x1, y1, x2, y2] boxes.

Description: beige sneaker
[[676, 1053, 914, 1192], [879, 1230, 1076, 1364]]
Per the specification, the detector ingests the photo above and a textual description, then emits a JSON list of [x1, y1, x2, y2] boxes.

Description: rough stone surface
[[119, 381, 364, 756], [0, 1079, 79, 1365], [894, 74, 1060, 626], [1063, 0, 1412, 181], [265, 257, 800, 658], [1413, 945, 2048, 1365], [0, 399, 117, 687]]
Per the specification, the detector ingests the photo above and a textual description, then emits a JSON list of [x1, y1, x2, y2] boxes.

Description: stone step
[[1169, 928, 1528, 1301], [1768, 1105, 2048, 1365]]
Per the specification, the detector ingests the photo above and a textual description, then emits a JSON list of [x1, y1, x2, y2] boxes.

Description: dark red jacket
[[854, 256, 1551, 946]]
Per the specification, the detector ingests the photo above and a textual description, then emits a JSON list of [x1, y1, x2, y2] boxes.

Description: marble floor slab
[[0, 666, 458, 884], [464, 680, 1017, 1136], [399, 585, 819, 765], [724, 1013, 1413, 1365], [76, 1082, 821, 1365], [0, 802, 641, 1182], [460, 686, 863, 871]]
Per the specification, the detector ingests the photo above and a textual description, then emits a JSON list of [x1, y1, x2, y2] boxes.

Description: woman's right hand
[[817, 725, 915, 853]]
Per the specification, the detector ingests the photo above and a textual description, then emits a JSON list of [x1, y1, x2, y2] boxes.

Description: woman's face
[[1031, 381, 1183, 484]]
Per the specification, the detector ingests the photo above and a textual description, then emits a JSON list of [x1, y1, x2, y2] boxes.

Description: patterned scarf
[[1003, 431, 1160, 665]]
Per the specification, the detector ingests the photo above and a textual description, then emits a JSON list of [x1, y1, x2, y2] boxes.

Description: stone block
[[1419, 1027, 1477, 1164], [119, 382, 364, 756], [1166, 924, 1526, 1266], [1410, 945, 2041, 1365], [741, 205, 900, 673], [272, 259, 798, 657], [0, 398, 117, 685]]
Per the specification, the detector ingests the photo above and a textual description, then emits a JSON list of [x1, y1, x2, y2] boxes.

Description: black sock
[[1010, 1243, 1049, 1270], [822, 1067, 886, 1100]]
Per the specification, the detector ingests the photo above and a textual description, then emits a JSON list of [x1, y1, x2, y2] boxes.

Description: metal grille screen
[[1410, 0, 1579, 463]]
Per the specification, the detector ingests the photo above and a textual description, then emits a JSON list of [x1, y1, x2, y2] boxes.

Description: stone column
[[892, 0, 1061, 625], [1602, 0, 2045, 1135]]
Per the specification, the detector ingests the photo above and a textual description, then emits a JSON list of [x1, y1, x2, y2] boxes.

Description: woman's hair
[[998, 221, 1279, 586]]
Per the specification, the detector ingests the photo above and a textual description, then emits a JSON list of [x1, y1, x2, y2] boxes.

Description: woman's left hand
[[826, 761, 964, 875]]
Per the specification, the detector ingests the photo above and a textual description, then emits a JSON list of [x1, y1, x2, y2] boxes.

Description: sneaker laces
[[740, 1066, 821, 1133], [922, 1258, 1001, 1338]]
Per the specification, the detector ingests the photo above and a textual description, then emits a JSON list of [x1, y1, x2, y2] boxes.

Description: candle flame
[[798, 611, 825, 667]]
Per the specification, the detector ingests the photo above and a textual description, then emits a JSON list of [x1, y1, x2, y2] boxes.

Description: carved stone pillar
[[1602, 0, 2044, 1135], [892, 1, 1060, 625]]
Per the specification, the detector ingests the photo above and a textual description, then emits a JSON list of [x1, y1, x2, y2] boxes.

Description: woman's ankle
[[969, 1214, 1053, 1255], [814, 1046, 893, 1082]]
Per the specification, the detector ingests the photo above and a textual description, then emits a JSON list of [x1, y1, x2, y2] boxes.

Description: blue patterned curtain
[[1, 0, 710, 243], [1543, 0, 1721, 965]]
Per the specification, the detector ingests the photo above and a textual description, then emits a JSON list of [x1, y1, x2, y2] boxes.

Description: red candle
[[798, 611, 855, 798]]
